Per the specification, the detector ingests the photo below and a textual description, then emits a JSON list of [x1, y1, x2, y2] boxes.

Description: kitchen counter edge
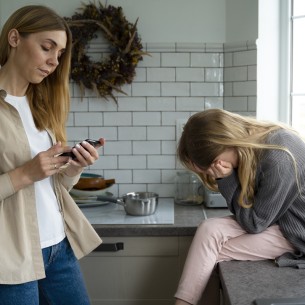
[[91, 201, 230, 237]]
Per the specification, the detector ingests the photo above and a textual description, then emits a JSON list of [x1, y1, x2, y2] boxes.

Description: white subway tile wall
[[224, 41, 257, 114], [68, 41, 257, 197]]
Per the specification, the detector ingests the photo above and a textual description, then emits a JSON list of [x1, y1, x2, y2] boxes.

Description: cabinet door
[[79, 236, 193, 305]]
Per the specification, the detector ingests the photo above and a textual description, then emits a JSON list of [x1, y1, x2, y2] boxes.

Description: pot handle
[[96, 195, 125, 206]]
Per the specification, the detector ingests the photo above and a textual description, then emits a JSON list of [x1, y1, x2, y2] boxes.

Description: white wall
[[226, 0, 258, 42], [0, 0, 257, 43], [257, 0, 290, 123]]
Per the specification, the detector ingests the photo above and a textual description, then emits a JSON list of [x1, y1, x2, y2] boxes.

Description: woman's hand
[[8, 138, 105, 191], [8, 142, 70, 191], [64, 138, 105, 177], [206, 160, 234, 179]]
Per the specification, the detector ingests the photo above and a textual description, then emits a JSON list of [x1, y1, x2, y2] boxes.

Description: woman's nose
[[47, 53, 59, 67]]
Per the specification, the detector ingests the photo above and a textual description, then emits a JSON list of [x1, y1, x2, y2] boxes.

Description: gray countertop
[[80, 198, 231, 237], [219, 260, 305, 305]]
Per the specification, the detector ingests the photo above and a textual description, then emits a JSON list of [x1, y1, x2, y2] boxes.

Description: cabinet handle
[[94, 242, 124, 252]]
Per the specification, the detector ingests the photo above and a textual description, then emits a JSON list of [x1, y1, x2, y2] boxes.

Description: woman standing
[[0, 5, 103, 305], [174, 108, 305, 305]]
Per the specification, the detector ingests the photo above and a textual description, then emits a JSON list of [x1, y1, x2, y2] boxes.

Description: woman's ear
[[8, 29, 20, 47]]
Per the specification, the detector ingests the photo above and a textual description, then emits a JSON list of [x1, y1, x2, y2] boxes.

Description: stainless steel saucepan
[[94, 192, 159, 216]]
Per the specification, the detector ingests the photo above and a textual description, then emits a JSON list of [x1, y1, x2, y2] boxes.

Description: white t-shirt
[[5, 94, 65, 249]]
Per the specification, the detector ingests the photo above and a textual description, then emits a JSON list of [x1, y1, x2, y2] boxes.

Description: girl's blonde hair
[[0, 5, 72, 143], [177, 108, 297, 207]]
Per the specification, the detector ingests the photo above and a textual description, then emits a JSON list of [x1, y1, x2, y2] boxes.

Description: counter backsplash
[[67, 41, 257, 197]]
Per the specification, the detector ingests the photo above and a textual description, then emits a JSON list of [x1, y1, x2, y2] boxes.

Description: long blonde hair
[[177, 108, 297, 207], [0, 5, 72, 143]]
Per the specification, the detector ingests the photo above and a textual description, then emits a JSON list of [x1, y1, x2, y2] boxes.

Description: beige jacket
[[0, 91, 102, 284]]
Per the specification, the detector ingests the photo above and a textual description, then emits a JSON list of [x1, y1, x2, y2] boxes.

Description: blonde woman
[[174, 108, 305, 305], [0, 5, 104, 305]]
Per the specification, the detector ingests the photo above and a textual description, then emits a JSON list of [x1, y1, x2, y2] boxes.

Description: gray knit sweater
[[217, 129, 305, 265]]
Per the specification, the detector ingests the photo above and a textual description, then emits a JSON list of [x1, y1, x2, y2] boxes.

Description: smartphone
[[60, 139, 100, 160]]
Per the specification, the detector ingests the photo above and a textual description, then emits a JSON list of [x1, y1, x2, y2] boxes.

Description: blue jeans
[[0, 238, 90, 305]]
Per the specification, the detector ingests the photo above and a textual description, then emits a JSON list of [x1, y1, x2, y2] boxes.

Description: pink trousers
[[174, 215, 295, 305]]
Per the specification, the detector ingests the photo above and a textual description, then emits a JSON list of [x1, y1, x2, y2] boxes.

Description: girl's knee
[[196, 216, 236, 238]]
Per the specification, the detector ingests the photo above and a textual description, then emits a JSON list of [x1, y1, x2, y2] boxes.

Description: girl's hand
[[64, 138, 105, 176], [206, 160, 234, 179]]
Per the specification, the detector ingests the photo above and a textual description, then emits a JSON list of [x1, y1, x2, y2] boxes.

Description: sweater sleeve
[[215, 170, 240, 214], [217, 148, 299, 234], [57, 166, 82, 192]]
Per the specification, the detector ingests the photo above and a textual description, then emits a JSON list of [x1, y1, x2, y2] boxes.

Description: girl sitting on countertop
[[174, 108, 305, 305]]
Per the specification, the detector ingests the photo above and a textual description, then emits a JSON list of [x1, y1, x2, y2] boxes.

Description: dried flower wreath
[[65, 2, 146, 102]]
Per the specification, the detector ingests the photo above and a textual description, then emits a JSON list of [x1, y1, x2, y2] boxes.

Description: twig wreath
[[65, 2, 146, 102]]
